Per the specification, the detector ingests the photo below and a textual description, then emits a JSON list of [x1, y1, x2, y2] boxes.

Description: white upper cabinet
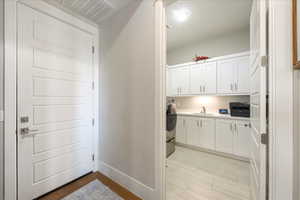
[[217, 59, 236, 94], [169, 66, 190, 96], [190, 62, 216, 95], [236, 56, 250, 93], [217, 55, 250, 94], [167, 52, 250, 96]]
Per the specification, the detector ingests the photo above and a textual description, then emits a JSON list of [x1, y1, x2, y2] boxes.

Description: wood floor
[[37, 172, 142, 200]]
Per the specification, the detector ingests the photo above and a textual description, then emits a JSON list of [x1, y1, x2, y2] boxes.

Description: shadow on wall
[[99, 0, 142, 54]]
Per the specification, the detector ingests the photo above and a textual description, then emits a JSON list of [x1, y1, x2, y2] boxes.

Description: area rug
[[62, 180, 124, 200]]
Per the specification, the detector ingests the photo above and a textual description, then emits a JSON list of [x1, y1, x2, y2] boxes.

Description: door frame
[[155, 0, 294, 200], [4, 1, 100, 199]]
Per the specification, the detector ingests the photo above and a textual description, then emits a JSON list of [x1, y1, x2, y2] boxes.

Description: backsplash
[[168, 96, 250, 113]]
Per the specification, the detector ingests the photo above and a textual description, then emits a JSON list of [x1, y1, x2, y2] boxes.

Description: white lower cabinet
[[199, 118, 215, 150], [176, 116, 187, 144], [216, 119, 251, 158], [234, 121, 251, 158], [176, 116, 251, 159], [216, 119, 234, 154], [185, 117, 215, 150]]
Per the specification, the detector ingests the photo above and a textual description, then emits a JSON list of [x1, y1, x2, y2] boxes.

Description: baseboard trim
[[176, 143, 250, 162], [98, 161, 155, 200]]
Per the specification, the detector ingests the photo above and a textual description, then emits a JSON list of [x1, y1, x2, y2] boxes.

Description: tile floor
[[166, 146, 252, 200]]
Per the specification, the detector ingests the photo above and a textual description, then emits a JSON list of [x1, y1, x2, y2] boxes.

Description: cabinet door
[[177, 66, 190, 95], [186, 117, 200, 147], [176, 116, 186, 144], [168, 68, 179, 96], [203, 62, 217, 94], [234, 121, 251, 158], [216, 119, 234, 154], [199, 118, 216, 150], [236, 56, 250, 94], [190, 63, 205, 94], [217, 59, 235, 94]]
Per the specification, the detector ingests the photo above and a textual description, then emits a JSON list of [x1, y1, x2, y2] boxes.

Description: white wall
[[167, 28, 250, 65], [294, 71, 300, 200], [171, 96, 250, 113], [99, 0, 156, 198], [0, 0, 4, 198]]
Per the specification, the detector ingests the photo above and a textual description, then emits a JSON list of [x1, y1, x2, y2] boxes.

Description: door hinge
[[92, 46, 95, 54], [92, 81, 95, 90], [92, 118, 95, 126], [261, 56, 268, 67], [261, 133, 268, 145], [92, 154, 95, 161]]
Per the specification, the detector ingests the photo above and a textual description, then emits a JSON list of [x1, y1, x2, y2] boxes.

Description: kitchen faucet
[[200, 106, 206, 113]]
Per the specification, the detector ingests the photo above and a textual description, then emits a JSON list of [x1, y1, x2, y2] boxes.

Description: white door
[[186, 117, 200, 147], [217, 59, 235, 94], [203, 62, 217, 94], [249, 0, 267, 199], [234, 121, 251, 158], [216, 119, 234, 154], [190, 63, 205, 94], [18, 5, 94, 199], [236, 56, 250, 94], [176, 116, 186, 144], [199, 118, 215, 150]]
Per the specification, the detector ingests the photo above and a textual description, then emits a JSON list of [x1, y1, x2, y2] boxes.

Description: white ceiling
[[44, 0, 137, 24], [167, 0, 252, 51]]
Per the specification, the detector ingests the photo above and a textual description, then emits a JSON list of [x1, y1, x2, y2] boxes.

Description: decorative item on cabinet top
[[166, 52, 250, 97]]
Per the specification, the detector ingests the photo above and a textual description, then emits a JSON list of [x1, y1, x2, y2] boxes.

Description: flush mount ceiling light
[[173, 8, 191, 23]]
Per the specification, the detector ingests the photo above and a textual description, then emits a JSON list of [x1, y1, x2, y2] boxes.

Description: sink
[[192, 113, 215, 116]]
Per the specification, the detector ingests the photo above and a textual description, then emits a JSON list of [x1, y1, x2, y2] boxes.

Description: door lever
[[20, 128, 39, 136]]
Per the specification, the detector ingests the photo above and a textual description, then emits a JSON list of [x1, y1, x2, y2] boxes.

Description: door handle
[[20, 128, 39, 136]]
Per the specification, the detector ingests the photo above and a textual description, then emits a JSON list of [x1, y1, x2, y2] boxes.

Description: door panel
[[250, 0, 267, 199], [236, 56, 250, 93], [176, 116, 186, 144], [190, 63, 205, 94], [235, 121, 251, 158], [216, 119, 234, 154], [186, 117, 200, 147], [18, 4, 94, 199], [177, 66, 190, 95], [217, 59, 235, 94], [199, 118, 215, 150], [203, 62, 217, 94]]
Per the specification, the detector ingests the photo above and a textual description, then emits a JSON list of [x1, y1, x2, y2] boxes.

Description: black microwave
[[230, 102, 250, 118]]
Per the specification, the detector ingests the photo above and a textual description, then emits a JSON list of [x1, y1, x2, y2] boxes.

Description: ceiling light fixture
[[173, 8, 191, 23]]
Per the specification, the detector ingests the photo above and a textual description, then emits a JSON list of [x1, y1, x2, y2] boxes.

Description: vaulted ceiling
[[44, 0, 137, 24]]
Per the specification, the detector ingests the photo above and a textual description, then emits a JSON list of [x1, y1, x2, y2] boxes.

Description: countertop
[[177, 111, 250, 121]]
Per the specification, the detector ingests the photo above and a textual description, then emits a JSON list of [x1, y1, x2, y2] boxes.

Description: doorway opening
[[164, 0, 268, 200]]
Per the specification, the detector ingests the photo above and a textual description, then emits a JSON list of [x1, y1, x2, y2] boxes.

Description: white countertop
[[177, 111, 250, 121]]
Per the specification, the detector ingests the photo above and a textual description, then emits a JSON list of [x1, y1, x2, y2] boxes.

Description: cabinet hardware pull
[[230, 84, 233, 91], [200, 86, 202, 93], [235, 83, 238, 91], [201, 120, 203, 128]]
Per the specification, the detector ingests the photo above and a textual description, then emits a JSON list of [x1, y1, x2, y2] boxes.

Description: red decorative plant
[[193, 55, 210, 62]]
